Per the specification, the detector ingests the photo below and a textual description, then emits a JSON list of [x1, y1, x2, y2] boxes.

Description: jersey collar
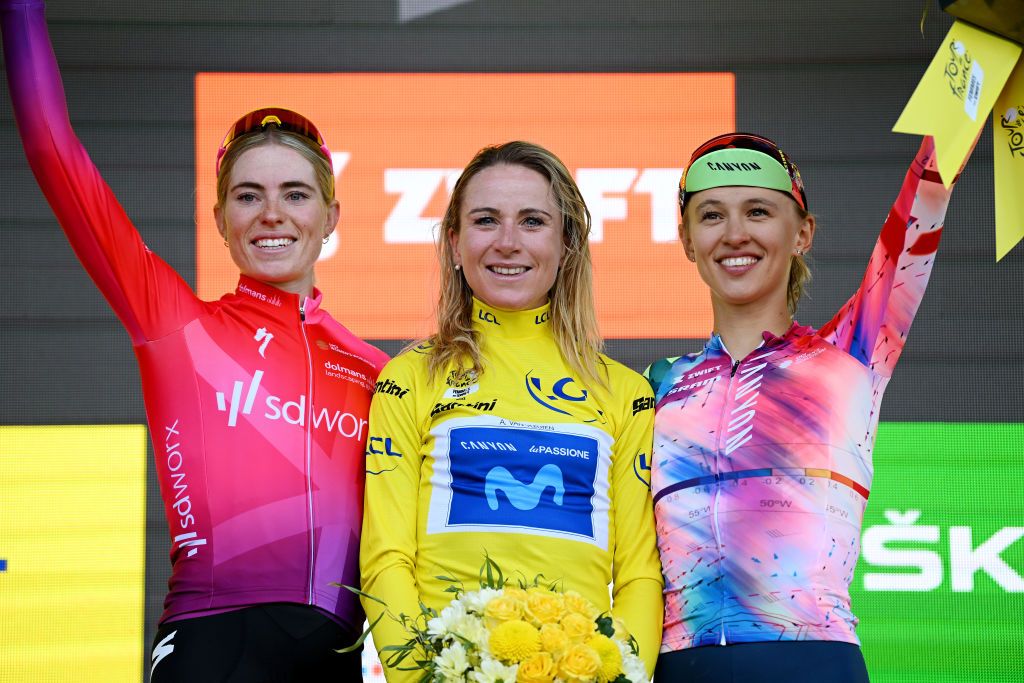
[[471, 298, 552, 339]]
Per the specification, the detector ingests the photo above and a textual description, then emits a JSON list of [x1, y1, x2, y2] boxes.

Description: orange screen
[[195, 73, 734, 339]]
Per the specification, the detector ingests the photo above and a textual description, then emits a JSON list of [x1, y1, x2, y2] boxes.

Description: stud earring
[[322, 236, 330, 244], [224, 240, 229, 247], [455, 264, 462, 271]]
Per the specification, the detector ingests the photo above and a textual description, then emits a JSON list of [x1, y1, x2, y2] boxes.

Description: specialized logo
[[485, 464, 564, 511], [375, 377, 410, 399], [254, 327, 273, 357], [150, 630, 177, 677], [432, 425, 605, 545], [214, 370, 368, 439]]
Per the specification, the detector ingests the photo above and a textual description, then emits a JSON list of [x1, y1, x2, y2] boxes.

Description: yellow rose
[[525, 589, 566, 626], [484, 595, 524, 626], [587, 635, 623, 683], [489, 619, 541, 664], [562, 590, 600, 619], [557, 643, 601, 682], [502, 587, 529, 605], [516, 652, 556, 683], [560, 612, 596, 643], [538, 623, 570, 657]]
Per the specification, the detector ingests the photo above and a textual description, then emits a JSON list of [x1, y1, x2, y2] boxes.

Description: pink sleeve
[[2, 0, 202, 343], [818, 137, 966, 377]]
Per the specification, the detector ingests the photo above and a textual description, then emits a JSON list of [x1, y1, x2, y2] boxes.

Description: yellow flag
[[994, 56, 1024, 261], [894, 21, 1021, 186]]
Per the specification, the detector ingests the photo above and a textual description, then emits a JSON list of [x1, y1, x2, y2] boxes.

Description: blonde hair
[[425, 141, 605, 387], [679, 203, 813, 317], [215, 125, 334, 207]]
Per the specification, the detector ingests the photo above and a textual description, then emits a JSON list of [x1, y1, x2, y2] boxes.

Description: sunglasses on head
[[682, 132, 807, 211], [215, 107, 332, 175]]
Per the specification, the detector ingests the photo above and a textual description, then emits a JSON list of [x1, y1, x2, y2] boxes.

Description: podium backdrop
[[1, 2, 1021, 681]]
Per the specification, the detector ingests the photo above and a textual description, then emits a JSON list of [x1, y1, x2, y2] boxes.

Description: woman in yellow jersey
[[361, 141, 663, 681]]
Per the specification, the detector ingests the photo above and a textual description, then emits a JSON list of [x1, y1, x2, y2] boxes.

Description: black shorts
[[655, 641, 870, 683], [149, 603, 363, 682]]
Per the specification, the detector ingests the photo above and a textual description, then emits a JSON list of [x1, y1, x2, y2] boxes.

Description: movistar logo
[[485, 464, 564, 511]]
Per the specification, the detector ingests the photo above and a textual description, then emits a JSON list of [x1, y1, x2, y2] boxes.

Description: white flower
[[461, 587, 503, 614], [621, 653, 648, 682], [467, 653, 518, 683], [450, 614, 489, 650], [434, 641, 471, 680], [427, 600, 469, 638]]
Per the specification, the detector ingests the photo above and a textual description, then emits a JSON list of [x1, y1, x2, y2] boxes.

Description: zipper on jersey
[[714, 345, 740, 646], [299, 302, 315, 605]]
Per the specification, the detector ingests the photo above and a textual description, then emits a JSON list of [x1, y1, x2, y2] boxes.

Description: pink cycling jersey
[[2, 0, 389, 631], [645, 138, 962, 651]]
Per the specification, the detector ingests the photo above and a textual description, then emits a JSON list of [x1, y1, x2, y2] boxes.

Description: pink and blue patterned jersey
[[645, 138, 961, 652]]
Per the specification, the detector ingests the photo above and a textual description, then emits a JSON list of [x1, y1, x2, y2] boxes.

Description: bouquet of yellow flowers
[[364, 557, 647, 683]]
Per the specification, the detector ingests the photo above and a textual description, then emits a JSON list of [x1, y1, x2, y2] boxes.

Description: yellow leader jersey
[[360, 300, 663, 680]]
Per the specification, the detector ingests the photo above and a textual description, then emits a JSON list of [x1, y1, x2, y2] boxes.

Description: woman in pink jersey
[[645, 133, 971, 682], [1, 2, 389, 680]]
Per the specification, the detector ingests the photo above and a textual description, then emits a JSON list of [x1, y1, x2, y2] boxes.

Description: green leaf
[[335, 610, 386, 653], [596, 614, 615, 638], [332, 582, 389, 607]]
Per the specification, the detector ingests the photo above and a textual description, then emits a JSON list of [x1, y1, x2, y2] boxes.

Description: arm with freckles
[[607, 366, 664, 677], [818, 136, 977, 376], [1, 0, 200, 343], [360, 354, 427, 683]]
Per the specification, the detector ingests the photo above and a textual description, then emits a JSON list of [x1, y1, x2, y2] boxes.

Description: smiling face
[[214, 143, 339, 299], [682, 186, 815, 314], [449, 163, 565, 312]]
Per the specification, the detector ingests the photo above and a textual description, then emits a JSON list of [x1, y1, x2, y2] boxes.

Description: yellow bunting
[[895, 21, 1021, 188], [993, 56, 1024, 260]]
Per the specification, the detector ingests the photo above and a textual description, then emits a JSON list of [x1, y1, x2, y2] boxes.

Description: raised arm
[[1, 0, 198, 343], [818, 136, 970, 377]]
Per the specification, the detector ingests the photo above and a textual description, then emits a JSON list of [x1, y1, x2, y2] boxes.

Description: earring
[[455, 264, 462, 271], [795, 249, 804, 256], [224, 240, 229, 247], [322, 236, 330, 244]]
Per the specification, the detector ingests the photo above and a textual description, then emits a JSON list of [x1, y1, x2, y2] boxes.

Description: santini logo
[[215, 370, 367, 439], [485, 464, 565, 511]]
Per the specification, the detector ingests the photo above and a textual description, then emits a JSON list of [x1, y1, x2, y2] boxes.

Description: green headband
[[683, 148, 794, 194]]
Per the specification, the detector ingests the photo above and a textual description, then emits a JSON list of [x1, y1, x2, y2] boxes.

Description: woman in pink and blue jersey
[[1, 2, 388, 680], [645, 133, 971, 682]]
